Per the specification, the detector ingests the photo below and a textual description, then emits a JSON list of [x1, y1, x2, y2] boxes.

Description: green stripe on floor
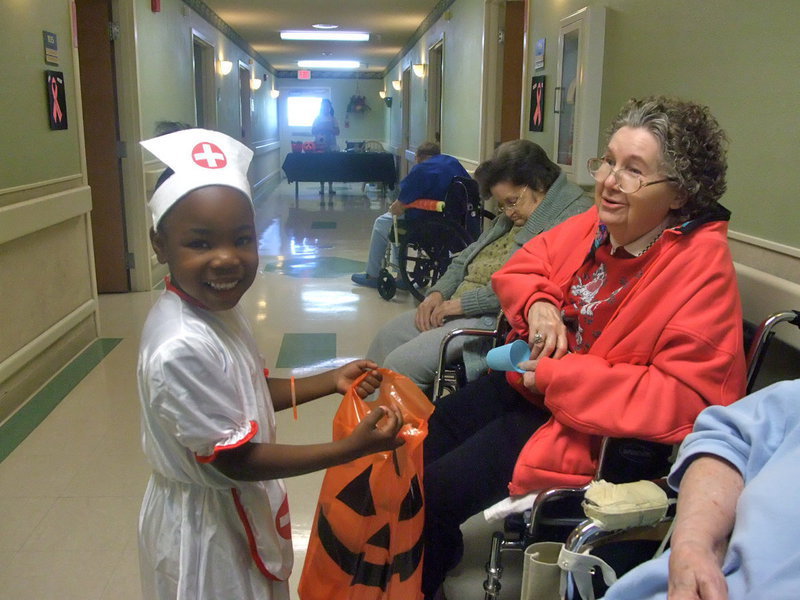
[[311, 221, 337, 229], [0, 338, 122, 463], [276, 333, 336, 368]]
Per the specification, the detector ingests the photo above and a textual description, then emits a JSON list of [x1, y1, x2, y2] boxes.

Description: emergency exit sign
[[298, 70, 311, 80]]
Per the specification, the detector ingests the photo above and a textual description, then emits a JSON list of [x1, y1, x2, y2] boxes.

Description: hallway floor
[[0, 181, 523, 599]]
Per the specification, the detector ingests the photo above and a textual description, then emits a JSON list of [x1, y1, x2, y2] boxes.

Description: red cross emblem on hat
[[192, 142, 227, 169]]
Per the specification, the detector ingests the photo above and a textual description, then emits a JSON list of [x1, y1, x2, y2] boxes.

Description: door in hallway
[[500, 0, 526, 142], [75, 0, 130, 292]]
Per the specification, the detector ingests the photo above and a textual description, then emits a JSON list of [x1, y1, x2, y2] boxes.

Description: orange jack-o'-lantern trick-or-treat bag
[[298, 368, 434, 600]]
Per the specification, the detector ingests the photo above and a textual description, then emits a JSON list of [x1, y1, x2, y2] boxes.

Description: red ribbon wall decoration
[[45, 70, 68, 130], [529, 75, 545, 133]]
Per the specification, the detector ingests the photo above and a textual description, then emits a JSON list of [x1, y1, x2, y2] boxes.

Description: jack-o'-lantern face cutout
[[316, 462, 424, 590]]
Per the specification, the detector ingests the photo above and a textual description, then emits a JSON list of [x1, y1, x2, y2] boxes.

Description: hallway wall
[[134, 0, 282, 288], [524, 0, 799, 290], [383, 0, 486, 172], [0, 1, 98, 423]]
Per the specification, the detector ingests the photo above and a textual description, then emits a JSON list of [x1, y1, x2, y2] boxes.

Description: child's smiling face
[[151, 185, 258, 311]]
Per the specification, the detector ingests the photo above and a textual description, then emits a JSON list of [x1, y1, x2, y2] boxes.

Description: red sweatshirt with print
[[492, 205, 746, 496]]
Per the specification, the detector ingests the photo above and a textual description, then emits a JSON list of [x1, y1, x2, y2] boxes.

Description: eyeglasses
[[587, 158, 677, 194], [501, 185, 528, 212]]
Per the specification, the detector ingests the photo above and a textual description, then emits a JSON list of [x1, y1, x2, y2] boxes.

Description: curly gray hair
[[608, 96, 728, 219]]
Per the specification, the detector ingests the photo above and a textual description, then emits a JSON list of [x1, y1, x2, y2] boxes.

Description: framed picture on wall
[[529, 75, 545, 132], [45, 70, 68, 130]]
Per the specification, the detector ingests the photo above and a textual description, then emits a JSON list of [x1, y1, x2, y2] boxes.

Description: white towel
[[483, 492, 539, 522]]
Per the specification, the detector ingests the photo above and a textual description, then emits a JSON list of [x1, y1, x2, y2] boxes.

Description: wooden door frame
[[427, 38, 444, 146], [75, 0, 130, 293], [110, 0, 149, 291], [479, 0, 530, 159]]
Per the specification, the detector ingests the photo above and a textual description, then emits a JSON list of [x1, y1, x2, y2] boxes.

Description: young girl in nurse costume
[[136, 128, 404, 600]]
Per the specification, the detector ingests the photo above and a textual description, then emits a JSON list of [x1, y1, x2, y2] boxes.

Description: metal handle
[[554, 86, 563, 114]]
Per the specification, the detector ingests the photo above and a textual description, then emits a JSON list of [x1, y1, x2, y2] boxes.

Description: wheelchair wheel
[[377, 269, 396, 300], [399, 218, 472, 302]]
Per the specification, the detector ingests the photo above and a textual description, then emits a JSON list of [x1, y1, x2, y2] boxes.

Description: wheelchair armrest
[[432, 311, 508, 400], [526, 483, 592, 537], [565, 477, 676, 553], [565, 514, 675, 555]]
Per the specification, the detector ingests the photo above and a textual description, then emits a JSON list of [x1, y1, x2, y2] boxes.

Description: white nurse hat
[[141, 128, 254, 228]]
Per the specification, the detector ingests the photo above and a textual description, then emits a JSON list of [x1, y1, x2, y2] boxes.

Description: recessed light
[[280, 30, 369, 42], [297, 60, 360, 69], [312, 23, 339, 30]]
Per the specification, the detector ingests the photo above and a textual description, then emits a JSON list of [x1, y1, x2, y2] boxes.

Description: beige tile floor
[[0, 181, 522, 600]]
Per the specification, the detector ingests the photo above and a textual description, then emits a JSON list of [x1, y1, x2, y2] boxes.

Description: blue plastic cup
[[486, 340, 531, 373]]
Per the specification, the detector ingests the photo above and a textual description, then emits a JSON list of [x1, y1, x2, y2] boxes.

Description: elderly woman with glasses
[[366, 139, 591, 395], [421, 97, 747, 600]]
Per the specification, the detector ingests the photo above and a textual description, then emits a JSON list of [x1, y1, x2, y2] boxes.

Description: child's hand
[[348, 405, 405, 455], [334, 360, 381, 396]]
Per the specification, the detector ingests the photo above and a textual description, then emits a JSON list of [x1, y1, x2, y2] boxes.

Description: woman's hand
[[333, 360, 381, 396], [667, 541, 728, 600], [526, 301, 568, 360], [518, 357, 541, 393], [429, 299, 464, 328], [415, 292, 445, 331], [347, 405, 405, 455]]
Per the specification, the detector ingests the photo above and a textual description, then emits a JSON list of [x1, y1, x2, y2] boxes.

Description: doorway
[[427, 41, 444, 145], [499, 0, 526, 142], [75, 0, 130, 293], [239, 63, 252, 142], [192, 33, 217, 129], [400, 67, 412, 178]]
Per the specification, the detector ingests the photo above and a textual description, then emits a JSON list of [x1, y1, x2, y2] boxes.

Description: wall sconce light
[[378, 90, 387, 99], [412, 63, 426, 78], [249, 77, 262, 90], [391, 80, 402, 91], [270, 89, 280, 99], [383, 97, 393, 108], [218, 60, 233, 75]]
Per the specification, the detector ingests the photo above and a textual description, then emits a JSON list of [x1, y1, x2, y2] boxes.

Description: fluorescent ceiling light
[[297, 60, 360, 69], [281, 30, 369, 42], [312, 24, 339, 29]]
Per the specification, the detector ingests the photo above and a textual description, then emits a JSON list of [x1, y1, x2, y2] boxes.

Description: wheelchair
[[480, 308, 800, 600], [431, 310, 510, 402], [377, 176, 494, 302]]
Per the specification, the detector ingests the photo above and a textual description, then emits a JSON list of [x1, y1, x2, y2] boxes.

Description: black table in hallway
[[282, 151, 397, 200]]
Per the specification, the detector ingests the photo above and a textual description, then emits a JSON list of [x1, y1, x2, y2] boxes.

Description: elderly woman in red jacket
[[421, 96, 747, 600]]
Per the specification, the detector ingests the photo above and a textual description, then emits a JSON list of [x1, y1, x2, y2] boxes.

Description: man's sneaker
[[351, 273, 379, 288]]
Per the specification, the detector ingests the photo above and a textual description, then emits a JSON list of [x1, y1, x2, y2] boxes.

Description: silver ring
[[533, 332, 544, 345]]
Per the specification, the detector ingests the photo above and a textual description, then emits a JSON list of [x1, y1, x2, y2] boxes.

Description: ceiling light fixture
[[312, 23, 339, 29], [297, 60, 360, 69], [281, 31, 369, 42]]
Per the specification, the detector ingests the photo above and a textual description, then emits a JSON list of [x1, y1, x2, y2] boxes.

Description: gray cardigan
[[428, 172, 592, 316]]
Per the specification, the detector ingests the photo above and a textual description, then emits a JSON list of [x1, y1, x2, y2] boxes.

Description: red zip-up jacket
[[492, 205, 746, 495]]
